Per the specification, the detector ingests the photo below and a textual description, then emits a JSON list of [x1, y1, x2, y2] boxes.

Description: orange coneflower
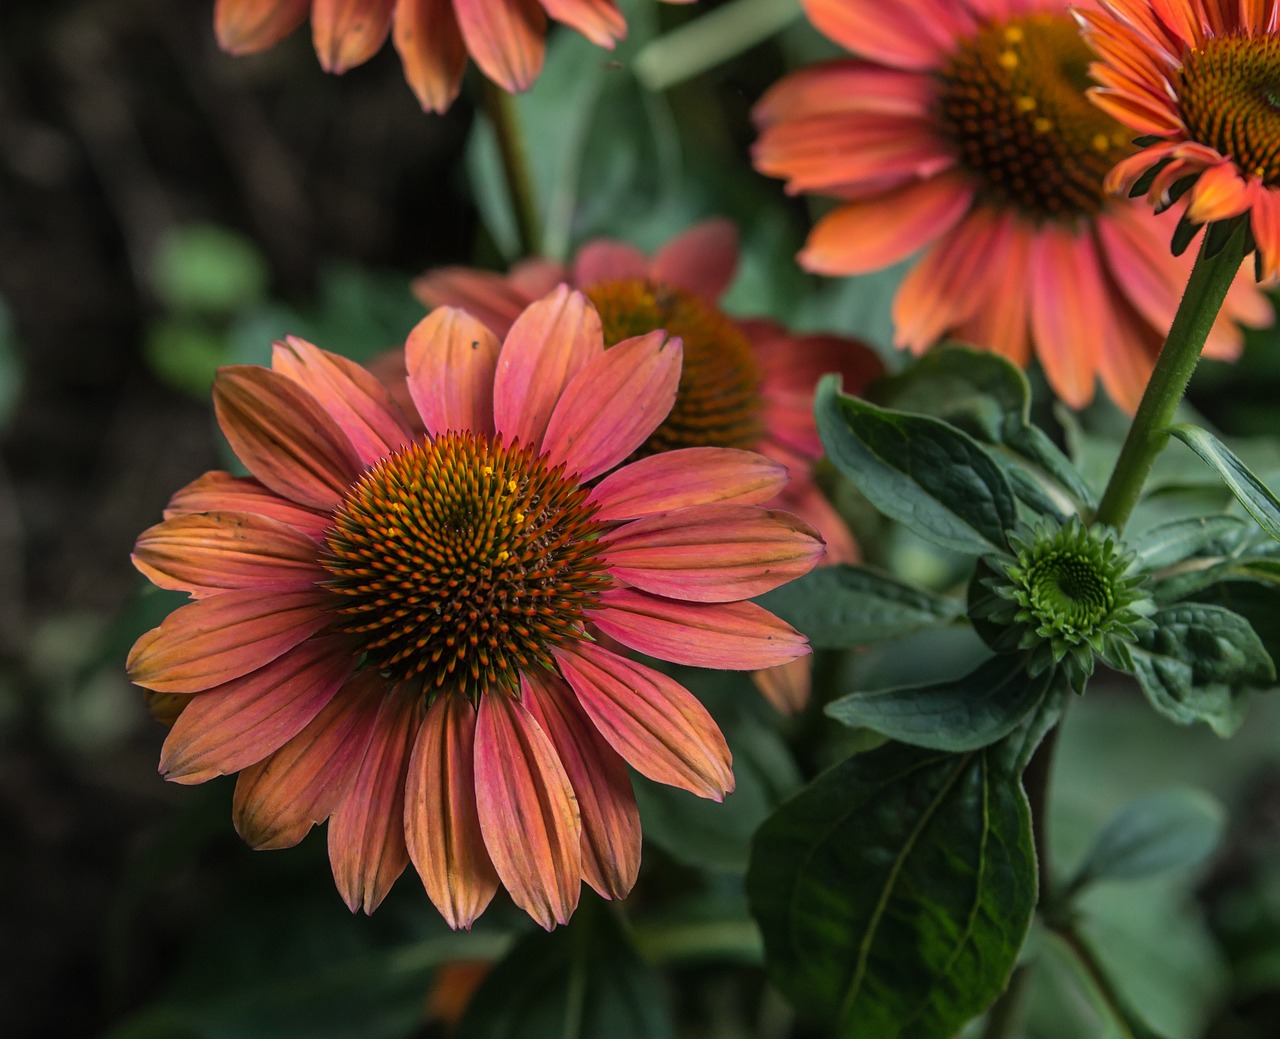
[[752, 0, 1272, 411], [1079, 0, 1280, 277], [213, 0, 691, 113], [128, 286, 822, 929]]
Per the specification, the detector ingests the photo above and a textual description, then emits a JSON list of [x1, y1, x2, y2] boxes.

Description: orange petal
[[163, 472, 332, 538], [453, 0, 547, 93], [590, 448, 788, 521], [405, 307, 502, 437], [1028, 226, 1106, 409], [213, 365, 360, 511], [751, 655, 812, 715], [128, 587, 335, 693], [1185, 163, 1253, 224], [554, 641, 733, 800], [327, 684, 418, 913], [215, 0, 310, 54], [404, 694, 500, 929], [158, 635, 356, 783], [539, 0, 626, 48], [394, 0, 469, 113], [474, 693, 581, 929], [232, 672, 384, 849], [132, 511, 324, 598], [312, 0, 395, 72], [522, 672, 640, 901], [570, 239, 648, 287]]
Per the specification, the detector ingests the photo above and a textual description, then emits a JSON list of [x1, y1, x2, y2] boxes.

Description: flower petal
[[158, 635, 356, 783], [312, 0, 395, 72], [215, 0, 310, 53], [132, 512, 325, 598], [213, 365, 360, 511], [128, 587, 335, 693], [394, 0, 469, 113], [541, 331, 681, 480], [590, 447, 787, 521], [649, 219, 739, 302], [405, 307, 502, 437], [589, 588, 809, 670], [494, 285, 602, 452], [801, 0, 954, 68], [1028, 225, 1106, 409], [453, 0, 546, 93], [753, 60, 933, 126], [605, 504, 824, 602], [404, 694, 500, 929], [411, 266, 538, 336], [751, 656, 812, 715], [554, 642, 733, 800], [272, 337, 413, 467], [474, 693, 581, 930], [164, 472, 332, 538], [232, 671, 384, 849], [522, 672, 639, 901], [539, 0, 625, 47], [327, 684, 418, 913], [570, 239, 648, 287]]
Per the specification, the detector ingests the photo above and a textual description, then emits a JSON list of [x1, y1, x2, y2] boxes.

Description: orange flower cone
[[128, 287, 823, 929], [752, 0, 1272, 411], [1079, 0, 1280, 278]]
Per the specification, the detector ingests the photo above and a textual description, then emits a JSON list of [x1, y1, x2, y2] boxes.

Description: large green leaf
[[815, 375, 1018, 554], [1130, 602, 1275, 736], [1168, 424, 1280, 542], [1133, 515, 1250, 571], [755, 564, 962, 648], [825, 657, 1052, 752], [748, 743, 1036, 1038], [456, 905, 675, 1039]]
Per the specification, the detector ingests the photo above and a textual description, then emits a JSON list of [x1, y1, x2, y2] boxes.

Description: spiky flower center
[[1024, 547, 1115, 635], [320, 432, 611, 698], [1178, 34, 1280, 184], [935, 13, 1133, 220], [584, 279, 764, 456]]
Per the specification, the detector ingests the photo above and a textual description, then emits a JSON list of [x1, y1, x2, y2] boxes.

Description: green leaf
[[1134, 515, 1251, 570], [149, 223, 268, 316], [1168, 423, 1280, 541], [456, 905, 675, 1039], [816, 375, 1018, 554], [1068, 789, 1225, 893], [825, 656, 1052, 752], [755, 564, 962, 648], [1129, 602, 1275, 736], [748, 743, 1037, 1038]]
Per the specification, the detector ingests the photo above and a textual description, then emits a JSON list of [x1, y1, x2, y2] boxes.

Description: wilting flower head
[[1079, 0, 1280, 278], [213, 0, 691, 113], [128, 286, 822, 929], [752, 0, 1272, 411]]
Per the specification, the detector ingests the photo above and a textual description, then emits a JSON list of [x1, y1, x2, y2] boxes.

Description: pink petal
[[158, 635, 357, 783], [775, 478, 859, 566], [405, 307, 502, 437], [215, 0, 310, 54], [213, 365, 360, 512], [411, 266, 537, 336], [163, 472, 332, 538], [404, 694, 500, 929], [312, 0, 396, 72], [800, 0, 955, 68], [588, 588, 809, 669], [494, 285, 603, 452], [604, 504, 823, 602], [541, 331, 682, 480], [570, 239, 648, 287], [1029, 226, 1106, 408], [522, 672, 640, 901], [327, 685, 418, 913], [132, 512, 325, 598], [589, 447, 788, 521], [474, 693, 581, 930], [649, 219, 739, 302], [539, 0, 626, 47], [393, 0, 469, 113], [453, 0, 546, 93], [751, 656, 812, 715], [798, 173, 973, 275], [128, 587, 335, 693], [272, 337, 413, 468], [950, 211, 1034, 367], [753, 61, 933, 126], [232, 671, 384, 849], [554, 641, 733, 800]]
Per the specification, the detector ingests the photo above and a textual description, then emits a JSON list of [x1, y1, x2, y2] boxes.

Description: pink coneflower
[[1079, 0, 1280, 278], [751, 0, 1271, 411], [213, 0, 691, 113], [128, 286, 822, 929]]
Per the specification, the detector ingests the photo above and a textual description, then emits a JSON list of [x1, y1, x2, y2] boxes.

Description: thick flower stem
[[479, 77, 540, 258], [1093, 222, 1248, 533]]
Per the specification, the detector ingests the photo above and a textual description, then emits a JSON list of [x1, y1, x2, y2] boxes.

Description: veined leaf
[[1168, 424, 1280, 542]]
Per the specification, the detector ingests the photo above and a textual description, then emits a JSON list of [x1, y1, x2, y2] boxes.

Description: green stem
[[478, 77, 540, 258], [1093, 221, 1248, 533], [1053, 923, 1163, 1039]]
